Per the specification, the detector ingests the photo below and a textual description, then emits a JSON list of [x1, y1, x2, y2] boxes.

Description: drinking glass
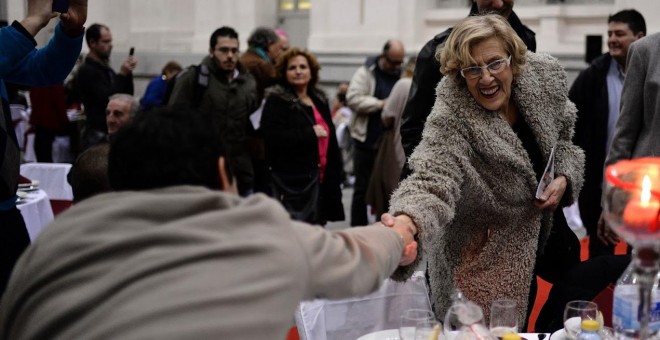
[[415, 319, 442, 340], [489, 299, 518, 338], [400, 309, 434, 340], [599, 326, 616, 340], [563, 300, 599, 340]]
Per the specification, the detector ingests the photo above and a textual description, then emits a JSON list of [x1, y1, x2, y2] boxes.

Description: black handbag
[[535, 208, 582, 283], [270, 168, 320, 224]]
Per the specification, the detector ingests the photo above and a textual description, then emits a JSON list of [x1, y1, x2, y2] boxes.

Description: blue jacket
[[140, 75, 167, 110], [0, 21, 83, 208]]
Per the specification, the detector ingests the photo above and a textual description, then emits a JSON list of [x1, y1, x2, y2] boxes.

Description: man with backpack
[[168, 26, 258, 196]]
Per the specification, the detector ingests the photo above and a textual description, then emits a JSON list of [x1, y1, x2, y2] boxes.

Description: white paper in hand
[[535, 145, 556, 200], [249, 99, 266, 130]]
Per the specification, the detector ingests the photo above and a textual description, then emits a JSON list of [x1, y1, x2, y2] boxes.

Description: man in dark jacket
[[569, 9, 645, 258], [77, 23, 136, 150], [399, 0, 536, 179], [168, 26, 258, 196]]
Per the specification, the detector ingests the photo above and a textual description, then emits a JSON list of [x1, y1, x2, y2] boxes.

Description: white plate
[[550, 329, 568, 340], [15, 191, 28, 205], [18, 180, 39, 192], [357, 329, 400, 340]]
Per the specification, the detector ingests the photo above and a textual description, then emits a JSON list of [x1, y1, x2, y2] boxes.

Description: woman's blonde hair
[[439, 14, 527, 84]]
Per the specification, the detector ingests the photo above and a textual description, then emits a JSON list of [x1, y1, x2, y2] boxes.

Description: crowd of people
[[1, 0, 660, 338]]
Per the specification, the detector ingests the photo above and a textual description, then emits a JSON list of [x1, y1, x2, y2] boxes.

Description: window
[[279, 0, 311, 11]]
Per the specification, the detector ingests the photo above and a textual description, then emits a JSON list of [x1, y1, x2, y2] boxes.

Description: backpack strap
[[192, 64, 210, 106]]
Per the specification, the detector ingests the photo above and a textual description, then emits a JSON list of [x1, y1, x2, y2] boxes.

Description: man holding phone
[[0, 0, 87, 298], [76, 23, 136, 150]]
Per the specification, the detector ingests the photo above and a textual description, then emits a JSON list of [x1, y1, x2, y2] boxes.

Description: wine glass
[[489, 299, 518, 338], [400, 309, 434, 340], [563, 300, 598, 340], [415, 319, 442, 340], [444, 303, 491, 340]]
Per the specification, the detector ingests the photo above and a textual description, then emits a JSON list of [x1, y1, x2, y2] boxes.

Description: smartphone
[[129, 47, 135, 56], [52, 0, 69, 13]]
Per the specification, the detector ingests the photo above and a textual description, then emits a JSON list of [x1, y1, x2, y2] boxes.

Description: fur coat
[[389, 51, 585, 324]]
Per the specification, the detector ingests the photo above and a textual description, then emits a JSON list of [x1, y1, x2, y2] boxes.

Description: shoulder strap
[[192, 64, 210, 107]]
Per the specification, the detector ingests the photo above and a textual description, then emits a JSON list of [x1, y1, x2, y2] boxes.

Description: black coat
[[261, 84, 345, 223], [569, 53, 612, 236], [399, 3, 536, 178]]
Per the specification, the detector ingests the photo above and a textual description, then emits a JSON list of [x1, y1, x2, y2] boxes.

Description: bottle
[[612, 257, 660, 339], [576, 319, 601, 340]]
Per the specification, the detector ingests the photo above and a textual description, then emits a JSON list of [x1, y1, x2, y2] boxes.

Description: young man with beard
[[570, 9, 646, 258], [168, 26, 258, 197]]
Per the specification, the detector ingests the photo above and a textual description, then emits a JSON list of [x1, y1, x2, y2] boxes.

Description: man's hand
[[381, 213, 418, 266], [21, 0, 58, 37], [597, 211, 620, 246], [119, 56, 138, 76], [60, 0, 88, 34], [535, 175, 567, 211]]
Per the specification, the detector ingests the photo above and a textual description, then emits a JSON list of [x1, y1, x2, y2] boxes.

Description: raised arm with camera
[[1, 0, 87, 299]]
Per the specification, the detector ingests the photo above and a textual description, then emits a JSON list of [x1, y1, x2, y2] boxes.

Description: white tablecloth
[[17, 189, 54, 241], [357, 330, 547, 340], [20, 163, 73, 200]]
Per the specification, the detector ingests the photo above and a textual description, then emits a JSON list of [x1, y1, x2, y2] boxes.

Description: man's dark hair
[[85, 23, 109, 47], [209, 26, 239, 49], [67, 143, 111, 203], [108, 105, 233, 191], [247, 27, 279, 50], [382, 40, 393, 54], [609, 9, 646, 35]]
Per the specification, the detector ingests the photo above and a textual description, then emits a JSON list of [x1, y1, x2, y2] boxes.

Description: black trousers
[[587, 224, 618, 258], [34, 126, 55, 162], [351, 145, 376, 226], [534, 254, 630, 332], [0, 208, 30, 299]]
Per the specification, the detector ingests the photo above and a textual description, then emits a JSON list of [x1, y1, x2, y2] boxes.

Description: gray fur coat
[[389, 51, 585, 323]]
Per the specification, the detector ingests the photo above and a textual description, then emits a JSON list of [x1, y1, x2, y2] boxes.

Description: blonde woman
[[385, 14, 584, 324]]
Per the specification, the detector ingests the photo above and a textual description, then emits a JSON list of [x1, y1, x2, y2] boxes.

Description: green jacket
[[168, 57, 258, 191]]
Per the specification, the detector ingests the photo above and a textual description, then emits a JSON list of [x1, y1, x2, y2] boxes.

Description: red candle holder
[[604, 158, 660, 246], [603, 157, 660, 340]]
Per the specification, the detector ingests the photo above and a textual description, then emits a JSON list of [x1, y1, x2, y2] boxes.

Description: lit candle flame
[[641, 175, 652, 206]]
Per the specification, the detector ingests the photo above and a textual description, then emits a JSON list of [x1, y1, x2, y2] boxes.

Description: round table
[[17, 189, 54, 241]]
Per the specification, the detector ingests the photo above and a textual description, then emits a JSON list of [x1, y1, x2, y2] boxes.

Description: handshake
[[380, 213, 419, 266]]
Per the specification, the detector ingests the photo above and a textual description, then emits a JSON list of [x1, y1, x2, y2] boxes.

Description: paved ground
[[325, 186, 353, 231]]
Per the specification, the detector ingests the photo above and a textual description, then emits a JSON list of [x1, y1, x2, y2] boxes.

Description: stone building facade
[[2, 0, 658, 95]]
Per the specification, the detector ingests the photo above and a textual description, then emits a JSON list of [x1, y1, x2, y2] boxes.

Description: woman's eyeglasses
[[460, 56, 511, 80]]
